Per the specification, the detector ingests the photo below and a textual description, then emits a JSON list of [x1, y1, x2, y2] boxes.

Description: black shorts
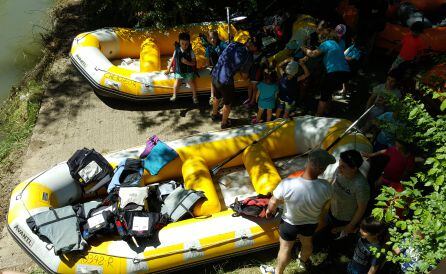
[[212, 78, 234, 106], [279, 219, 318, 240], [320, 71, 350, 102]]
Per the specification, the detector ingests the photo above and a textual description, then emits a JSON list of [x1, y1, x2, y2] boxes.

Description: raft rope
[[84, 226, 279, 264]]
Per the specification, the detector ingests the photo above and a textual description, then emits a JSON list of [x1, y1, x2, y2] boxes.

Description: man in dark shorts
[[211, 38, 261, 129], [260, 149, 335, 274]]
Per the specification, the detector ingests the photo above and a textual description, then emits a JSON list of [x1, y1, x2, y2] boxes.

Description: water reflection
[[0, 0, 52, 103]]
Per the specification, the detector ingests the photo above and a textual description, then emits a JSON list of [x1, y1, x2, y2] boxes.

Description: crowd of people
[[162, 6, 428, 273]]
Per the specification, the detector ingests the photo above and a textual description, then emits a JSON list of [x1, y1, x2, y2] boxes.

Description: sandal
[[211, 113, 222, 122], [220, 119, 232, 129]]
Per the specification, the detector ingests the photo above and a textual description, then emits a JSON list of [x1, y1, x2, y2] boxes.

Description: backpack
[[230, 194, 271, 218], [107, 158, 143, 193], [67, 148, 114, 194], [120, 211, 169, 239]]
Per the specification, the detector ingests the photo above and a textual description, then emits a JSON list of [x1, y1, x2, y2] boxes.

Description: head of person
[[306, 148, 336, 178], [359, 216, 386, 241], [410, 22, 424, 36], [339, 150, 363, 178], [316, 20, 331, 36], [263, 68, 278, 84], [285, 61, 299, 79], [246, 36, 262, 53], [209, 30, 220, 46], [395, 138, 412, 154], [335, 24, 347, 40], [178, 32, 191, 50], [385, 72, 398, 90]]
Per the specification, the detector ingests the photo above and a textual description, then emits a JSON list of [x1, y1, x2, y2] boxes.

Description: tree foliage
[[372, 80, 446, 273]]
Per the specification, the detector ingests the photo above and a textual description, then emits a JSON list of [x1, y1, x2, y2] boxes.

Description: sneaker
[[209, 96, 214, 106], [193, 97, 199, 104], [259, 265, 275, 274], [310, 252, 328, 266], [211, 113, 222, 122], [169, 95, 176, 102]]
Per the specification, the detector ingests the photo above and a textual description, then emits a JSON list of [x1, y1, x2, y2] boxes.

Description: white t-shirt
[[273, 177, 333, 225]]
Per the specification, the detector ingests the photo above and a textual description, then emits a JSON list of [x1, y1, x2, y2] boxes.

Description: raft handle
[[46, 243, 53, 251], [133, 258, 141, 264]]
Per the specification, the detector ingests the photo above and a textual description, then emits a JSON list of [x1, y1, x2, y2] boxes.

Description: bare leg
[[250, 84, 258, 104], [171, 79, 180, 100], [257, 108, 264, 123], [189, 79, 197, 99], [316, 100, 329, 116], [283, 110, 290, 118], [212, 97, 220, 116], [275, 237, 295, 274], [275, 107, 282, 119], [299, 234, 313, 262], [210, 83, 215, 105], [222, 104, 231, 125], [266, 109, 272, 122]]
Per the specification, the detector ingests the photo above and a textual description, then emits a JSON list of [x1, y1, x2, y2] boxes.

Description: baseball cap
[[308, 148, 336, 168], [335, 24, 347, 38], [285, 61, 299, 77]]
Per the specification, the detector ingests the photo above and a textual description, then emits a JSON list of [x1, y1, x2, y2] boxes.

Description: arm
[[266, 196, 282, 218], [343, 202, 367, 234], [368, 264, 379, 274], [297, 62, 310, 82], [362, 149, 387, 159], [181, 57, 196, 66], [301, 46, 322, 58], [165, 52, 175, 74], [366, 93, 377, 108]]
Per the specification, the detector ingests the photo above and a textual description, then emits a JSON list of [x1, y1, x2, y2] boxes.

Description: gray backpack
[[160, 186, 205, 222]]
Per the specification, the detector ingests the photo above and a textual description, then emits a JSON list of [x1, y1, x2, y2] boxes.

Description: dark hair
[[264, 68, 278, 83], [340, 150, 363, 169], [360, 216, 386, 236], [178, 32, 191, 41], [248, 35, 262, 51], [410, 22, 424, 35]]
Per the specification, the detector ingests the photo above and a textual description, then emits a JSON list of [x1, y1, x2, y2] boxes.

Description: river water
[[0, 0, 53, 103]]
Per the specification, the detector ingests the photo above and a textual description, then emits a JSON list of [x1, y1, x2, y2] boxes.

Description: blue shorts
[[174, 72, 194, 82], [277, 98, 295, 112]]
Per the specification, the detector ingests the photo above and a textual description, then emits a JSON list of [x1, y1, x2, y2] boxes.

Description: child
[[362, 139, 415, 192], [347, 217, 386, 274], [200, 31, 228, 105], [275, 59, 309, 118], [389, 22, 426, 73], [253, 68, 278, 123], [165, 32, 198, 104]]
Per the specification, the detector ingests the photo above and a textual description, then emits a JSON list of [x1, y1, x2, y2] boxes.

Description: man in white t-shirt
[[260, 149, 335, 274]]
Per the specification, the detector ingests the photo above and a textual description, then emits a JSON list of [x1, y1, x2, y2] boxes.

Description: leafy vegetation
[[0, 81, 44, 164], [372, 81, 446, 273]]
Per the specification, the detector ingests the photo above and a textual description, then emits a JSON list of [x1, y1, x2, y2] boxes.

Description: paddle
[[325, 104, 375, 151], [210, 119, 290, 176]]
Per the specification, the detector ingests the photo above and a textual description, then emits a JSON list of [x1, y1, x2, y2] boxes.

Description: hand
[[265, 208, 276, 219], [299, 56, 308, 64], [181, 57, 187, 64], [342, 223, 356, 234], [361, 152, 371, 159]]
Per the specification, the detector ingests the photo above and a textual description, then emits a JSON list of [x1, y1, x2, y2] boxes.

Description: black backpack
[[67, 148, 114, 194], [230, 194, 271, 218]]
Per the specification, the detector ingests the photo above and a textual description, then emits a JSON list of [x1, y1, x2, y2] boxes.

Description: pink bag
[[139, 135, 159, 158]]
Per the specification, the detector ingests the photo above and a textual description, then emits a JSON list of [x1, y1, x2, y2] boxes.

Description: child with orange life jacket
[[165, 32, 198, 104]]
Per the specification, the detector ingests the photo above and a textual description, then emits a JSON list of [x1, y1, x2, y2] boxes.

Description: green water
[[0, 0, 53, 103]]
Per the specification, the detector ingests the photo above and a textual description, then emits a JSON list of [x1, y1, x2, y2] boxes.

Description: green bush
[[372, 85, 446, 273]]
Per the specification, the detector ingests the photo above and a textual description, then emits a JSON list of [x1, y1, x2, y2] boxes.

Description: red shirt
[[399, 34, 425, 61], [383, 146, 415, 183]]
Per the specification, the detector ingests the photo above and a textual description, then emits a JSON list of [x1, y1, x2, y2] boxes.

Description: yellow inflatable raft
[[7, 116, 371, 273], [70, 22, 250, 101]]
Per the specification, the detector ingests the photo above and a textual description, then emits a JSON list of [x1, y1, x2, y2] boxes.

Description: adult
[[210, 38, 261, 129], [260, 149, 335, 274], [301, 32, 350, 116], [329, 150, 369, 235]]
